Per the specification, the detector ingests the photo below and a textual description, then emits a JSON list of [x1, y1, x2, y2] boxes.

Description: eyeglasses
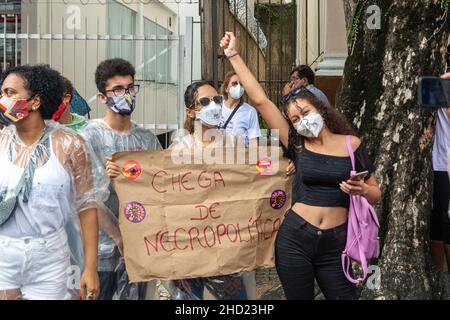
[[281, 86, 311, 105], [193, 95, 224, 108], [105, 84, 140, 97]]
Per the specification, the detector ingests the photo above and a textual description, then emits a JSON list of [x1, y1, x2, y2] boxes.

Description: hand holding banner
[[113, 147, 292, 282]]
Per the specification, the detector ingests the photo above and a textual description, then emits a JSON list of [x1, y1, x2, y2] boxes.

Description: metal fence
[[0, 0, 196, 148], [0, 0, 312, 145], [200, 0, 298, 108]]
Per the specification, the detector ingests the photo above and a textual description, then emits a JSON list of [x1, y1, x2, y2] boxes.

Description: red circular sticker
[[270, 189, 287, 210], [121, 160, 142, 180], [256, 157, 273, 176]]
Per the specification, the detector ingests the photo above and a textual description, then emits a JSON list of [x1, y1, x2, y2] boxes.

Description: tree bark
[[343, 0, 358, 31], [337, 0, 450, 299]]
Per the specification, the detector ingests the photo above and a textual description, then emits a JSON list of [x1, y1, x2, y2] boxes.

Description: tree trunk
[[337, 0, 450, 299], [343, 0, 358, 31]]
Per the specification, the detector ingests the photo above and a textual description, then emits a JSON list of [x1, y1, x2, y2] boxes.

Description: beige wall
[[316, 0, 347, 75], [296, 0, 347, 74]]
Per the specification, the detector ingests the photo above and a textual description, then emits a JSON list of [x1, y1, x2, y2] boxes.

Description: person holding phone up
[[220, 32, 381, 300]]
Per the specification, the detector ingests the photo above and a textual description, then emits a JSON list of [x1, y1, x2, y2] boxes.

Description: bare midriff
[[291, 202, 348, 230]]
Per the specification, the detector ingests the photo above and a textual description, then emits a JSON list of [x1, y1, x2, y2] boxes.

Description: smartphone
[[350, 171, 369, 181], [418, 77, 450, 108]]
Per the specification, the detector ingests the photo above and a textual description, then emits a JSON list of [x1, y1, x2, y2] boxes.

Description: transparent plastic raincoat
[[0, 121, 109, 300], [79, 119, 162, 300]]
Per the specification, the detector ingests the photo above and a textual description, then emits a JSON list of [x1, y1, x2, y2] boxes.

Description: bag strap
[[8, 126, 52, 202], [342, 254, 359, 285], [345, 135, 356, 171], [221, 102, 242, 130], [343, 197, 363, 284], [342, 197, 369, 284]]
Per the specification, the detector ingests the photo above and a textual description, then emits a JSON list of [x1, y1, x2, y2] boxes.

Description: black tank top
[[285, 138, 375, 208]]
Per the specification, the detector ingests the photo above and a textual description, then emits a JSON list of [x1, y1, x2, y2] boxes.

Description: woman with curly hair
[[220, 32, 381, 300], [0, 65, 106, 300]]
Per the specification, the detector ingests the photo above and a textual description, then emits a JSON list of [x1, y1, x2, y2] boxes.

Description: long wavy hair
[[281, 89, 356, 151]]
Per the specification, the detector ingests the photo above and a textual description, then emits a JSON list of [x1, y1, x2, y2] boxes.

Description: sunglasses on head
[[194, 95, 224, 108], [281, 86, 311, 105]]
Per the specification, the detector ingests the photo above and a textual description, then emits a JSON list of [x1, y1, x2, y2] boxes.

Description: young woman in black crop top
[[221, 32, 381, 300]]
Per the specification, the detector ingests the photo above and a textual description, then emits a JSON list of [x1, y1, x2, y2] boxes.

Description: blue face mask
[[106, 93, 136, 116]]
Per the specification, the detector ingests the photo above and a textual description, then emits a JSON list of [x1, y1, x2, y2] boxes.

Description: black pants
[[98, 270, 147, 300], [98, 271, 117, 300], [430, 171, 450, 244], [275, 209, 356, 300]]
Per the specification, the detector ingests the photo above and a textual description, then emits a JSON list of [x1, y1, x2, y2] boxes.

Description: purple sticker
[[270, 190, 287, 210], [124, 201, 146, 224]]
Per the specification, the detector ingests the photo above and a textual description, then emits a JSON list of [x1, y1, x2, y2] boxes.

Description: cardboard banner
[[113, 148, 292, 282]]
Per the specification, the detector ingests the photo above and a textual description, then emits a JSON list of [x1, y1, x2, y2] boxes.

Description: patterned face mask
[[0, 96, 32, 122], [0, 111, 13, 126], [106, 93, 136, 116], [51, 102, 69, 121]]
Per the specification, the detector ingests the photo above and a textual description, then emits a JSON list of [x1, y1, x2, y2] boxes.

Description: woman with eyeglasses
[[168, 81, 249, 300], [105, 80, 248, 300], [219, 71, 261, 147], [174, 81, 227, 148], [220, 32, 382, 300], [173, 80, 249, 300]]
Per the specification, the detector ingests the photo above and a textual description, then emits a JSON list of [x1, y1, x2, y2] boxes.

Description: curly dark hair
[[62, 76, 74, 103], [183, 80, 215, 134], [1, 64, 65, 120], [281, 89, 356, 151], [95, 58, 135, 94]]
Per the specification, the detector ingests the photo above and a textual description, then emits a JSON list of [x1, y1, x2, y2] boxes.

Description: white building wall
[[18, 1, 201, 133]]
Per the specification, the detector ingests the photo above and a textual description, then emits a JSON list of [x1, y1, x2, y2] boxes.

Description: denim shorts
[[0, 227, 71, 300]]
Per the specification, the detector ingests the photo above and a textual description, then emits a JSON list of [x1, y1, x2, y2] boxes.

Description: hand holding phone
[[350, 171, 369, 181], [418, 77, 450, 108]]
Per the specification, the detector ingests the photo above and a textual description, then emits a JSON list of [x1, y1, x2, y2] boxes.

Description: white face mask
[[229, 84, 245, 100], [294, 112, 324, 138], [195, 101, 222, 128]]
